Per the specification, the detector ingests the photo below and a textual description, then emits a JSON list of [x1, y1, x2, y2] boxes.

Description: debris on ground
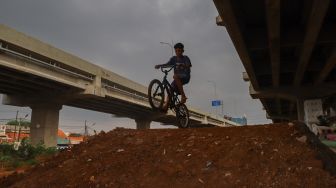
[[1, 122, 336, 187]]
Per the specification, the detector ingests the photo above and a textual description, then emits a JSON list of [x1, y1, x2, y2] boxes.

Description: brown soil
[[1, 122, 336, 188], [0, 168, 26, 179], [0, 170, 15, 179]]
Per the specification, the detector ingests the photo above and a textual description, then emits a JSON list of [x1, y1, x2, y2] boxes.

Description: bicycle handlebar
[[159, 63, 185, 72], [160, 65, 175, 73]]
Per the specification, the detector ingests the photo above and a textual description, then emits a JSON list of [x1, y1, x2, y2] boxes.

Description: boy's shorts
[[171, 74, 190, 94]]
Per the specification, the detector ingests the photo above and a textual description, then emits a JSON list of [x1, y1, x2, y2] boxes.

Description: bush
[[17, 139, 39, 160], [0, 144, 16, 156], [17, 138, 58, 160], [0, 139, 58, 169], [0, 155, 12, 162], [44, 147, 58, 155]]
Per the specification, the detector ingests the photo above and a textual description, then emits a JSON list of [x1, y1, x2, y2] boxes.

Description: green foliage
[[25, 159, 38, 166], [0, 155, 12, 162], [44, 147, 58, 155], [0, 138, 58, 169], [6, 120, 31, 127], [0, 143, 16, 156], [17, 138, 39, 160]]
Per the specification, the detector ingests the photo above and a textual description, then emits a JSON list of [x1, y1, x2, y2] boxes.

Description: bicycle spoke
[[175, 104, 189, 128], [153, 85, 160, 96], [148, 79, 165, 110]]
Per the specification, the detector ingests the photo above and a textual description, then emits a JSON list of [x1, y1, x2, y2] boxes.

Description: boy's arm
[[184, 56, 192, 68], [155, 57, 174, 69]]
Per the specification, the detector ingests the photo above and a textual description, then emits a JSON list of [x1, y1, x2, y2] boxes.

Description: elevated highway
[[214, 0, 336, 122], [0, 24, 240, 146]]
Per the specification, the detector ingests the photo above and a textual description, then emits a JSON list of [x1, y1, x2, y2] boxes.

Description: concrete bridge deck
[[0, 24, 240, 146], [213, 0, 336, 122]]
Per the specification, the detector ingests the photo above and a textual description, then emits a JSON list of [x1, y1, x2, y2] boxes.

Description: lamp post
[[17, 113, 29, 142], [207, 80, 218, 117], [207, 80, 217, 100], [160, 41, 174, 56]]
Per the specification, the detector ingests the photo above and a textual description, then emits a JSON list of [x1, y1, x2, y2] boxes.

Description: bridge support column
[[203, 116, 209, 124], [135, 119, 151, 129], [296, 99, 305, 122], [30, 103, 62, 147]]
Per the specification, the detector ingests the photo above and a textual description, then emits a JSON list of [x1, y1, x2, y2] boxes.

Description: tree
[[6, 120, 31, 128]]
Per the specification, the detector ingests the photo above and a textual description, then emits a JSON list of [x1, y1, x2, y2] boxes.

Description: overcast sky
[[0, 0, 271, 133]]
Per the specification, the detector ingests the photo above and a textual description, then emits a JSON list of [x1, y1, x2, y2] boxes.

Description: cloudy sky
[[0, 0, 271, 133]]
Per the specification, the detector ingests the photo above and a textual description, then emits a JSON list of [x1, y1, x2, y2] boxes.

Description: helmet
[[174, 43, 184, 49]]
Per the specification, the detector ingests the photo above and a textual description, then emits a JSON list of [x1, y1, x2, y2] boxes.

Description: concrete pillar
[[30, 103, 62, 147], [94, 75, 102, 95], [203, 116, 208, 124], [297, 99, 305, 122], [135, 119, 151, 129]]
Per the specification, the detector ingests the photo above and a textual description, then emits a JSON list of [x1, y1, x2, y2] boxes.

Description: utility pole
[[17, 117, 21, 142], [84, 120, 88, 137], [17, 114, 28, 142], [14, 110, 18, 140]]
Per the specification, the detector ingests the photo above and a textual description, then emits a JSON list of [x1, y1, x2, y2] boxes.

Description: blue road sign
[[211, 100, 221, 106]]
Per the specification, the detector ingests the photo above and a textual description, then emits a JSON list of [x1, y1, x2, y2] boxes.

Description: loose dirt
[[1, 122, 336, 187]]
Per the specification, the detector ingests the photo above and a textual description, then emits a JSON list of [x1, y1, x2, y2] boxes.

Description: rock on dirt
[[1, 122, 336, 188]]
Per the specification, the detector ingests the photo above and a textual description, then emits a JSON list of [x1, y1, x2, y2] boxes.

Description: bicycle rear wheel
[[176, 104, 190, 128], [148, 79, 165, 110]]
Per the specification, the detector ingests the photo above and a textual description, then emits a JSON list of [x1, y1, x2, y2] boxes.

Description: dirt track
[[1, 122, 336, 187]]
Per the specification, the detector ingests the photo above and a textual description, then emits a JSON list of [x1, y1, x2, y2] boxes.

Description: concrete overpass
[[0, 24, 240, 147], [214, 0, 336, 122]]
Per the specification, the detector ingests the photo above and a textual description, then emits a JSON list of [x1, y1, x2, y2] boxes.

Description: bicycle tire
[[148, 79, 165, 110], [176, 104, 190, 128]]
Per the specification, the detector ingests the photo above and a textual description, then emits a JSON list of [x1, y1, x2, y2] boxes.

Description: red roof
[[58, 129, 67, 138]]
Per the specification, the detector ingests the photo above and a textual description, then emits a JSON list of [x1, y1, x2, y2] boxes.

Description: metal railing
[[102, 83, 149, 102], [0, 43, 94, 81]]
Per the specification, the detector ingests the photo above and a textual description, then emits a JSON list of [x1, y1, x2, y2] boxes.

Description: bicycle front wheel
[[148, 79, 165, 110], [176, 104, 190, 128]]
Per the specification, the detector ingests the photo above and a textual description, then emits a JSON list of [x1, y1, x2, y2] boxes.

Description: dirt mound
[[1, 123, 336, 187]]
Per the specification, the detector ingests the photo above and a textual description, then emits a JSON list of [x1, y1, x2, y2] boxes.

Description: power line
[[59, 126, 83, 128], [60, 118, 86, 122]]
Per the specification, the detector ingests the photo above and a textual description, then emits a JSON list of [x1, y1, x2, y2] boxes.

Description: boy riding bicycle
[[155, 43, 192, 111]]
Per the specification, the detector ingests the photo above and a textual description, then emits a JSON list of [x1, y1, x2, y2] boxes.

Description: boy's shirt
[[166, 55, 192, 76]]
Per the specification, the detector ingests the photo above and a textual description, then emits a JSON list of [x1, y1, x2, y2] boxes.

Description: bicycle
[[148, 65, 190, 128]]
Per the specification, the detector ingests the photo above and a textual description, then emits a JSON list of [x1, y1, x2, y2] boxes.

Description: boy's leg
[[173, 74, 187, 103], [162, 95, 170, 112]]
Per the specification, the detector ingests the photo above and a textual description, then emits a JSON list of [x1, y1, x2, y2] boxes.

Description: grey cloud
[[0, 0, 270, 131]]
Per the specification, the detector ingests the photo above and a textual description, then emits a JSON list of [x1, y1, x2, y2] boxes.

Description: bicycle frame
[[160, 66, 180, 110]]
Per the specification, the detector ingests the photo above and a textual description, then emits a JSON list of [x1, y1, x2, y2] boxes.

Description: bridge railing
[[0, 42, 95, 81]]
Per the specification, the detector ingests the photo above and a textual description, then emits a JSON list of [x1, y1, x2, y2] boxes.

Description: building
[[0, 124, 83, 146], [68, 133, 84, 145]]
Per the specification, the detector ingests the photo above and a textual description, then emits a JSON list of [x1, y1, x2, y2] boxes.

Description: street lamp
[[207, 80, 224, 118], [207, 80, 217, 100], [17, 113, 29, 142], [160, 41, 174, 56], [207, 80, 218, 117]]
